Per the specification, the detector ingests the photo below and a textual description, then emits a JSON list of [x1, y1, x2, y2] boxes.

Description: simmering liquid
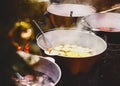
[[99, 27, 120, 32], [46, 44, 93, 57]]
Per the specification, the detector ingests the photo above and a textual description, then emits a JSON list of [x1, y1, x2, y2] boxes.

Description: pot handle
[[44, 11, 49, 16], [81, 17, 99, 33]]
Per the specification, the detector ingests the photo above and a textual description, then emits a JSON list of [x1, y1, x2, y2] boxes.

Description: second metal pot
[[83, 12, 120, 44]]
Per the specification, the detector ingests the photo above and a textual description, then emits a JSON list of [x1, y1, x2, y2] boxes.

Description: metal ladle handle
[[15, 72, 24, 80], [32, 20, 51, 50], [81, 17, 97, 34], [100, 5, 120, 13]]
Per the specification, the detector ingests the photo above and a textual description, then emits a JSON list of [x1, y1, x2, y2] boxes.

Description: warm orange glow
[[17, 46, 22, 51], [24, 43, 30, 53]]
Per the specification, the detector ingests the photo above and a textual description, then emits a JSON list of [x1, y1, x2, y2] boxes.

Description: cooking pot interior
[[37, 30, 107, 57], [33, 57, 61, 85]]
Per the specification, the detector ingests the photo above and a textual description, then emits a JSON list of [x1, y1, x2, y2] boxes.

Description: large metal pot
[[47, 3, 96, 28], [83, 12, 120, 44], [17, 51, 61, 85], [36, 30, 107, 74], [33, 56, 61, 85]]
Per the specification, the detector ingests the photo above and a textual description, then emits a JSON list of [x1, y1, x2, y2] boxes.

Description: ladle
[[32, 20, 51, 50], [15, 72, 24, 80], [100, 5, 120, 13]]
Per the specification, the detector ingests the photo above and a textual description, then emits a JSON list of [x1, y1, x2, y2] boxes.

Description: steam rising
[[59, 0, 93, 5]]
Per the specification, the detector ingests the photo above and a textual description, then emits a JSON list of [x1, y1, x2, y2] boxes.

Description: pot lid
[[47, 4, 96, 17]]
